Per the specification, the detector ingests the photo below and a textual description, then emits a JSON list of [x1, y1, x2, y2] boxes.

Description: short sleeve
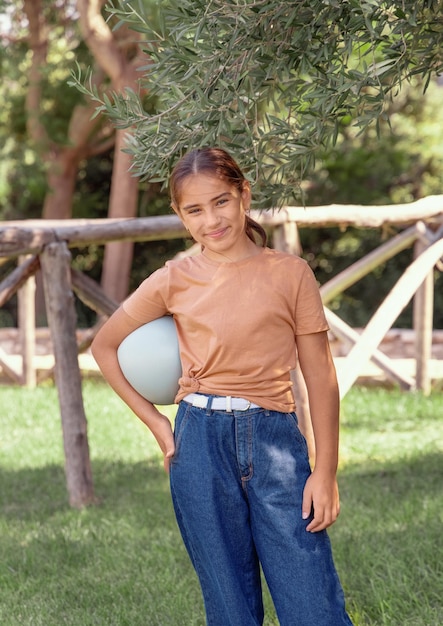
[[122, 266, 170, 323], [294, 264, 329, 335]]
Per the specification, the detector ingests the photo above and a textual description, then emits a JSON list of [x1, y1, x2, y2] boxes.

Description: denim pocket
[[171, 401, 192, 462], [283, 411, 310, 452]]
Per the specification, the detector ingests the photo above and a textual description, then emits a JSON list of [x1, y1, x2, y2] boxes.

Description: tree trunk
[[100, 129, 139, 301], [77, 0, 149, 301], [42, 150, 81, 220]]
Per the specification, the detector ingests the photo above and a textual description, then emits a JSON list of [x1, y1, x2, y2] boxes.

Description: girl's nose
[[205, 207, 221, 227]]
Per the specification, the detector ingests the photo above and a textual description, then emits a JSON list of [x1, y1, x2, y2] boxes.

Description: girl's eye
[[216, 198, 228, 206], [188, 207, 201, 214]]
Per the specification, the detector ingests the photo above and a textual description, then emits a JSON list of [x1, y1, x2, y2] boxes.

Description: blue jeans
[[170, 399, 353, 626]]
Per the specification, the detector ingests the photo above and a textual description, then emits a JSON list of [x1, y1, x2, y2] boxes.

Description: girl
[[91, 147, 353, 626]]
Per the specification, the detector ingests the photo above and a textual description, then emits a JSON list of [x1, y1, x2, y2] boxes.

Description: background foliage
[[98, 0, 443, 205]]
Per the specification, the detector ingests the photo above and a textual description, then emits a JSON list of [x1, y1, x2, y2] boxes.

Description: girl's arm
[[91, 307, 175, 472], [295, 331, 341, 532]]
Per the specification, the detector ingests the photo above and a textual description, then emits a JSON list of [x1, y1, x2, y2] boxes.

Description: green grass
[[1, 382, 442, 625]]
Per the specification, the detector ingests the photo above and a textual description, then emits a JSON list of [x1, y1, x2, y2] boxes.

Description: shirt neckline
[[196, 246, 267, 268]]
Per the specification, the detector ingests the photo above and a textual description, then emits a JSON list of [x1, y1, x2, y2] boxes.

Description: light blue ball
[[117, 316, 181, 405]]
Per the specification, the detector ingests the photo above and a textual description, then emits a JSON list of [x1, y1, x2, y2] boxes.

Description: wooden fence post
[[18, 255, 36, 387], [413, 228, 434, 394], [40, 242, 95, 508], [272, 221, 302, 256]]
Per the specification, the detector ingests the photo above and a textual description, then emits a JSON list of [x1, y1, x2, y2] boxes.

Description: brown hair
[[170, 147, 267, 247]]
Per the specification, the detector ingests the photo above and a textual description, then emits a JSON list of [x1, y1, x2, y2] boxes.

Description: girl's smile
[[206, 227, 228, 239]]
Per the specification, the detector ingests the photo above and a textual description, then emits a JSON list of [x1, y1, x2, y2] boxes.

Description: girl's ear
[[241, 181, 251, 210]]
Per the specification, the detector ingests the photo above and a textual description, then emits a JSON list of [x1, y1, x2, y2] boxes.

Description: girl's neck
[[202, 239, 262, 264]]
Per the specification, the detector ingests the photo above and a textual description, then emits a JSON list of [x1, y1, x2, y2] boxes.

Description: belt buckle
[[239, 399, 251, 411]]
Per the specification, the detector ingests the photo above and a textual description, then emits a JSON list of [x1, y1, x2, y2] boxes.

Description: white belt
[[183, 393, 260, 412]]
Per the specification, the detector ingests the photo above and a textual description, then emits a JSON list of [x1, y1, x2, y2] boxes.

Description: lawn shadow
[[332, 450, 443, 625], [0, 457, 171, 521], [2, 452, 442, 625], [0, 459, 205, 626], [338, 449, 442, 512]]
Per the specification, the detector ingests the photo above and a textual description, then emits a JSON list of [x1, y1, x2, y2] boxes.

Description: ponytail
[[245, 214, 267, 247]]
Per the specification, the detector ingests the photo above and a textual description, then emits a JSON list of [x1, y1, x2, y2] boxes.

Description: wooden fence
[[1, 194, 442, 506]]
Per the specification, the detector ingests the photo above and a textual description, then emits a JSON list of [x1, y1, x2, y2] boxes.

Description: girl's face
[[174, 173, 254, 263]]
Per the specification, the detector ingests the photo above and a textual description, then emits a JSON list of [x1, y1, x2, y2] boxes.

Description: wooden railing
[[1, 195, 442, 506]]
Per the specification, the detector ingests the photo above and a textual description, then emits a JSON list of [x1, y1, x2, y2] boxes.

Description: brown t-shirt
[[122, 247, 328, 412]]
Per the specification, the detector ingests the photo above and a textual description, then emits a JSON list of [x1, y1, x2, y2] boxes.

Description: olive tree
[[76, 0, 443, 206]]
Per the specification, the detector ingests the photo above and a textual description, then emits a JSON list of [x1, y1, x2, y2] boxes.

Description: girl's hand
[[147, 412, 175, 474], [302, 469, 340, 532]]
